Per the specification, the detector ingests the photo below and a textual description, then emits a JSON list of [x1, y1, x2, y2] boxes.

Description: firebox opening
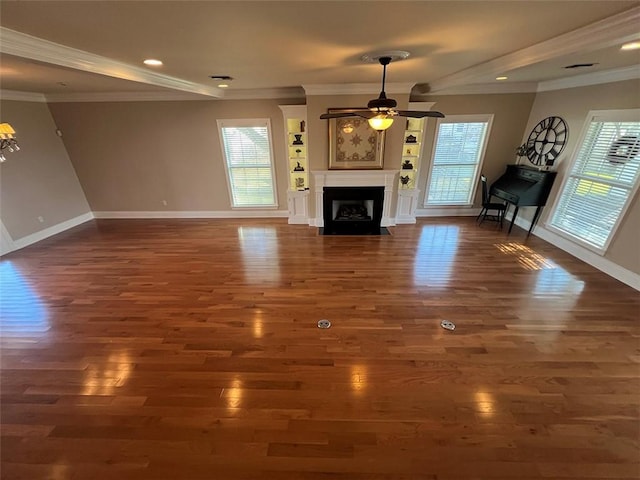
[[322, 186, 384, 235], [333, 200, 373, 222]]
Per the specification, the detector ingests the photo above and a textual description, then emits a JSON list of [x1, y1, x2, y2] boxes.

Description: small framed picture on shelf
[[327, 110, 385, 170]]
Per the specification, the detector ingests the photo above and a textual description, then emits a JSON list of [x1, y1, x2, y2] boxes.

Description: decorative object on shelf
[[402, 159, 413, 170], [328, 113, 385, 170], [295, 177, 305, 189], [293, 162, 304, 172], [292, 134, 304, 145], [300, 120, 305, 133], [524, 116, 568, 168], [295, 148, 302, 157], [400, 175, 411, 187], [405, 134, 417, 143], [319, 55, 444, 131], [0, 123, 20, 163]]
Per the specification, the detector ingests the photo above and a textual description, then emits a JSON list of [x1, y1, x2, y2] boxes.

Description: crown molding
[[44, 91, 213, 103], [422, 82, 539, 96], [429, 6, 640, 93], [222, 87, 306, 100], [0, 27, 222, 98], [303, 82, 414, 96], [0, 89, 47, 102], [537, 65, 640, 92], [43, 87, 306, 103]]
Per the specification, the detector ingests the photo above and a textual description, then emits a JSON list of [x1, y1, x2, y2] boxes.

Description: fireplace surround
[[312, 170, 398, 231]]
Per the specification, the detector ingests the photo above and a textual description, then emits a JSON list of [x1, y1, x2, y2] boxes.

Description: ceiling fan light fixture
[[368, 115, 394, 131]]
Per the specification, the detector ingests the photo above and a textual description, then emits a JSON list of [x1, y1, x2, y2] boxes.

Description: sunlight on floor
[[413, 225, 460, 287], [0, 261, 49, 334], [237, 226, 281, 284], [494, 242, 556, 271], [494, 243, 585, 297], [81, 349, 133, 396]]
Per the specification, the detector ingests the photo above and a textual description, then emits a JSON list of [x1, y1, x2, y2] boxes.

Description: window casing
[[548, 109, 640, 252], [424, 115, 493, 206], [218, 119, 278, 208]]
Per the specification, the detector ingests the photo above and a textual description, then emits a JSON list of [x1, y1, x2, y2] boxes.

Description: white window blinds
[[550, 111, 640, 251], [219, 120, 277, 208], [425, 117, 491, 205]]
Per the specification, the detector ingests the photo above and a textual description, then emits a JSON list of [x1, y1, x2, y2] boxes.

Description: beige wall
[[4, 81, 639, 278], [416, 92, 537, 208], [0, 100, 90, 240], [521, 79, 640, 274], [48, 99, 302, 212]]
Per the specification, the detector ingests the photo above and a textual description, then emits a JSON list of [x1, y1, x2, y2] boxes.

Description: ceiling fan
[[320, 56, 445, 131]]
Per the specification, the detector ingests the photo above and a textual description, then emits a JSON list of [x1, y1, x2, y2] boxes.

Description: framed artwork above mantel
[[328, 111, 385, 170]]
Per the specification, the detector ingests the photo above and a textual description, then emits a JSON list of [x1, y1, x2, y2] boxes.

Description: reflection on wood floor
[[1, 217, 639, 479]]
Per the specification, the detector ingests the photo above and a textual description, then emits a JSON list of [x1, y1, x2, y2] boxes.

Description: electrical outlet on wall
[[161, 200, 168, 206], [37, 216, 44, 223]]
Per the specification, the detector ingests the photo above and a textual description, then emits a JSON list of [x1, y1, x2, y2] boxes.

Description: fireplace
[[322, 186, 384, 235], [312, 170, 398, 231]]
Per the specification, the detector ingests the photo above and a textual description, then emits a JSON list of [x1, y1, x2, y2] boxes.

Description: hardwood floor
[[1, 217, 639, 479]]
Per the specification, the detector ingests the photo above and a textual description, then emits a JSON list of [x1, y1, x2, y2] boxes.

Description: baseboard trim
[[0, 220, 16, 256], [510, 215, 640, 291], [11, 212, 95, 253], [416, 207, 482, 217], [92, 210, 289, 219]]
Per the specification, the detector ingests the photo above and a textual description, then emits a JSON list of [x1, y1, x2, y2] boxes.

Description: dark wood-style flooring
[[1, 217, 639, 479]]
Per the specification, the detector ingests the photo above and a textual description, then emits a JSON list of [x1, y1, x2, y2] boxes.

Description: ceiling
[[0, 1, 639, 101]]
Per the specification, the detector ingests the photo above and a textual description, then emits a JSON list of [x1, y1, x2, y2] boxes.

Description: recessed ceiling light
[[143, 59, 163, 66], [495, 76, 508, 80], [210, 75, 233, 88], [621, 41, 640, 51]]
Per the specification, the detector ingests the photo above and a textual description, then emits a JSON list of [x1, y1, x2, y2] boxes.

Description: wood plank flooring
[[1, 217, 639, 479]]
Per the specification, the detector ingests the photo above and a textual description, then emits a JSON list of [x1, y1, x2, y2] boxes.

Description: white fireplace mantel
[[311, 170, 399, 227]]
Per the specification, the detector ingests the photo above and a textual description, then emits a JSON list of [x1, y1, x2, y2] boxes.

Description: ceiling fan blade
[[319, 110, 369, 119], [353, 111, 377, 119], [395, 110, 445, 118]]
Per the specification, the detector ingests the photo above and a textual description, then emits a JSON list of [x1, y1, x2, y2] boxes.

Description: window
[[424, 115, 493, 206], [549, 110, 640, 251], [218, 119, 277, 208]]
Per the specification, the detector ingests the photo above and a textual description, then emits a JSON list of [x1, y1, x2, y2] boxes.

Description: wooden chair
[[477, 174, 507, 228]]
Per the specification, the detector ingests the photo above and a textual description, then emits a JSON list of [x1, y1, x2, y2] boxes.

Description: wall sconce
[[0, 123, 20, 163]]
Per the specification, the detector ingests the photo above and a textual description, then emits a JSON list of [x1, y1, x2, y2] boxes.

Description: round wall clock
[[525, 116, 568, 167]]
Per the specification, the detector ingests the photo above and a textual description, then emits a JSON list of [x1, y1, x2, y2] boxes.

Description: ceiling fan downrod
[[378, 56, 391, 99]]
